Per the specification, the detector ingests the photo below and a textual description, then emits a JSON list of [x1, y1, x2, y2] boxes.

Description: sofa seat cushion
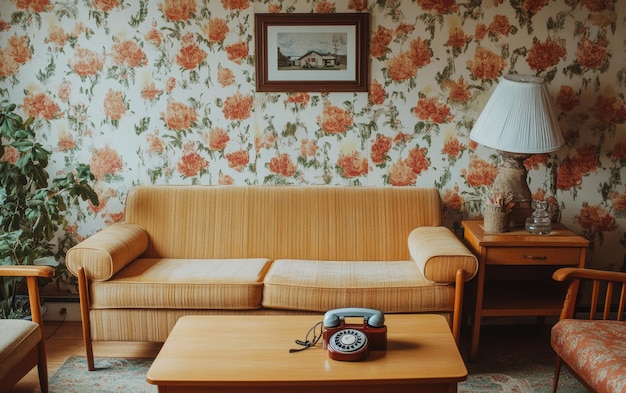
[[0, 320, 41, 382], [551, 319, 626, 393], [90, 258, 272, 310], [262, 259, 454, 313]]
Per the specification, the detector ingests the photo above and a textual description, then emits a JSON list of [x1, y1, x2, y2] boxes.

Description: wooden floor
[[10, 321, 162, 393]]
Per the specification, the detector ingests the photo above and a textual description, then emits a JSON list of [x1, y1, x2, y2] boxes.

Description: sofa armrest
[[66, 223, 149, 281], [408, 226, 478, 283]]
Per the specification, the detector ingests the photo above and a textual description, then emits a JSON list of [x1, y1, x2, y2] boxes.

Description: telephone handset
[[322, 308, 387, 361]]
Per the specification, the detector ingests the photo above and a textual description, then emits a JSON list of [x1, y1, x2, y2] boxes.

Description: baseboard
[[44, 300, 81, 322]]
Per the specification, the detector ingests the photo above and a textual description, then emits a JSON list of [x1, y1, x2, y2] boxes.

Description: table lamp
[[469, 74, 564, 228]]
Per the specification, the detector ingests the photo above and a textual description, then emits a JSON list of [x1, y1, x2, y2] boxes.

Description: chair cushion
[[0, 320, 41, 381], [551, 319, 626, 393], [262, 259, 454, 313], [90, 258, 272, 309]]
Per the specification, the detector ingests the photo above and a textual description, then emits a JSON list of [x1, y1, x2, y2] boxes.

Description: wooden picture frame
[[254, 13, 369, 93]]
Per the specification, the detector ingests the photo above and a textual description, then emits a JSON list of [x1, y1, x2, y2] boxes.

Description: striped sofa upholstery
[[66, 185, 477, 369]]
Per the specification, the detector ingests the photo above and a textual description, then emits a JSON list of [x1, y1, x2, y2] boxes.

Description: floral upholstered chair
[[551, 267, 626, 393]]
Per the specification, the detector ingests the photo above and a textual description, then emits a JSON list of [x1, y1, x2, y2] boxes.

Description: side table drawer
[[486, 247, 582, 266]]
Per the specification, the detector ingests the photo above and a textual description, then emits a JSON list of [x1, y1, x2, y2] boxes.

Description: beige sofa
[[66, 185, 477, 369]]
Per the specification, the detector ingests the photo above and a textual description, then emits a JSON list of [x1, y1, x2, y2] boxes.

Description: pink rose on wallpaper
[[369, 80, 386, 105], [1, 146, 20, 164], [208, 127, 230, 151], [162, 100, 198, 130], [92, 0, 121, 12], [467, 47, 505, 80], [225, 41, 248, 64], [23, 93, 62, 120], [141, 82, 162, 101], [176, 42, 207, 70], [318, 102, 353, 134], [442, 137, 464, 158], [269, 153, 297, 177], [388, 159, 417, 186], [576, 203, 617, 232], [159, 0, 196, 21], [593, 94, 626, 124], [414, 97, 454, 123], [15, 0, 52, 12], [222, 92, 253, 120], [556, 85, 579, 112], [226, 150, 249, 171], [221, 0, 250, 10], [71, 47, 104, 77], [207, 18, 228, 44], [218, 65, 235, 87], [407, 147, 429, 175], [417, 0, 459, 14], [370, 26, 392, 59], [443, 77, 471, 103], [576, 37, 608, 70], [112, 39, 147, 67], [285, 92, 310, 107], [104, 90, 126, 121], [315, 0, 335, 13], [443, 186, 464, 212], [90, 145, 123, 180], [463, 157, 497, 187], [371, 134, 392, 165], [526, 38, 566, 71], [338, 151, 369, 178], [348, 0, 368, 11], [300, 139, 319, 158], [58, 132, 76, 151]]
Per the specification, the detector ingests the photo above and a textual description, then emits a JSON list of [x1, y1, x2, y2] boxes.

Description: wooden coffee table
[[146, 314, 467, 393]]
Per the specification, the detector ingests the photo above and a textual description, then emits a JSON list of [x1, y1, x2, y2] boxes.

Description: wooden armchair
[[0, 265, 54, 393], [551, 267, 626, 393]]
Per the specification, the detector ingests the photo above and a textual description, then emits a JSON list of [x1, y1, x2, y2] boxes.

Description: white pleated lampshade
[[470, 74, 564, 154]]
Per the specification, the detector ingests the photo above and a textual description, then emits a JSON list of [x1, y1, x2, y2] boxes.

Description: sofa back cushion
[[124, 185, 443, 261]]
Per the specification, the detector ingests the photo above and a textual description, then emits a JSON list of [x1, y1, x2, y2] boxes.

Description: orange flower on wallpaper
[[208, 127, 230, 151], [207, 18, 228, 43], [395, 23, 415, 39], [521, 0, 549, 15], [524, 154, 548, 170], [369, 80, 386, 105], [407, 147, 429, 175], [338, 151, 369, 178], [255, 131, 275, 152], [526, 38, 566, 71], [388, 159, 417, 186], [1, 146, 20, 164], [443, 186, 464, 211], [576, 36, 608, 70], [58, 81, 71, 102], [221, 0, 251, 10], [414, 97, 454, 123], [218, 174, 234, 185], [285, 92, 310, 107], [146, 131, 164, 154], [6, 35, 32, 65], [387, 52, 417, 82], [556, 158, 582, 190], [348, 0, 368, 11], [467, 47, 505, 80], [300, 139, 319, 158], [593, 94, 626, 124], [611, 192, 626, 217], [416, 0, 459, 14], [318, 103, 354, 134], [159, 0, 196, 21], [176, 37, 207, 70], [442, 137, 464, 157], [226, 150, 249, 171], [15, 0, 52, 12], [463, 156, 497, 187], [556, 85, 579, 112], [446, 27, 470, 49], [488, 15, 511, 36], [576, 203, 617, 232], [71, 47, 104, 77], [611, 141, 626, 162], [408, 38, 431, 68], [218, 65, 235, 87], [371, 134, 392, 165], [145, 22, 163, 46], [162, 100, 198, 130], [0, 51, 19, 78], [92, 0, 121, 12], [23, 92, 61, 120], [112, 39, 147, 67], [315, 0, 336, 13], [225, 41, 248, 64], [141, 82, 162, 101], [269, 153, 297, 177], [104, 90, 126, 121], [178, 147, 208, 178], [267, 4, 281, 13], [443, 77, 471, 103], [46, 24, 69, 48], [223, 92, 253, 120], [90, 145, 123, 180], [370, 26, 393, 58], [58, 131, 76, 152]]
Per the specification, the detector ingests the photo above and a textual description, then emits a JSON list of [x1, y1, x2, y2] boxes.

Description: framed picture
[[255, 13, 369, 93]]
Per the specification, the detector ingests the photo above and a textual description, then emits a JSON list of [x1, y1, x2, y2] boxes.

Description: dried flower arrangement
[[483, 188, 515, 213]]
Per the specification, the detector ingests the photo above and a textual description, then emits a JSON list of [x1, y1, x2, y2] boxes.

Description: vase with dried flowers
[[482, 188, 514, 233]]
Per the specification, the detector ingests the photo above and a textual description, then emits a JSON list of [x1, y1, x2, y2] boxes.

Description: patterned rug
[[48, 355, 587, 393]]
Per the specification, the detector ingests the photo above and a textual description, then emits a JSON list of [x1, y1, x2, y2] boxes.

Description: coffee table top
[[146, 314, 467, 388]]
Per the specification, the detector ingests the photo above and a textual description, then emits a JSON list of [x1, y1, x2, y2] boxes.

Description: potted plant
[[0, 100, 99, 318]]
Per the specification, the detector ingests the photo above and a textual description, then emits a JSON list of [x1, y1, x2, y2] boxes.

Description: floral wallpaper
[[1, 0, 625, 276]]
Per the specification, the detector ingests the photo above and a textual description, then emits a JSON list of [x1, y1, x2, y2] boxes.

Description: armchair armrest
[[66, 223, 148, 281], [0, 265, 55, 278], [408, 226, 478, 283]]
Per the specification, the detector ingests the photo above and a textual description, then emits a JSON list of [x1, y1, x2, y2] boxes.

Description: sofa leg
[[452, 269, 465, 345], [552, 355, 562, 393], [77, 267, 95, 371]]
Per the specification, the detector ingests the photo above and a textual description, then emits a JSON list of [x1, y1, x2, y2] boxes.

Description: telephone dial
[[322, 308, 387, 362]]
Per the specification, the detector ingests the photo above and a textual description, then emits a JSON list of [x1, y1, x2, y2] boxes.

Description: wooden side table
[[461, 220, 588, 361]]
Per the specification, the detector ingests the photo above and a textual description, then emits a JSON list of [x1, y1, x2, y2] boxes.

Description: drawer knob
[[524, 254, 547, 260]]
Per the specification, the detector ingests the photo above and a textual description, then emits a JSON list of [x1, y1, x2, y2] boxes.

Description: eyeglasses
[[289, 321, 323, 353]]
